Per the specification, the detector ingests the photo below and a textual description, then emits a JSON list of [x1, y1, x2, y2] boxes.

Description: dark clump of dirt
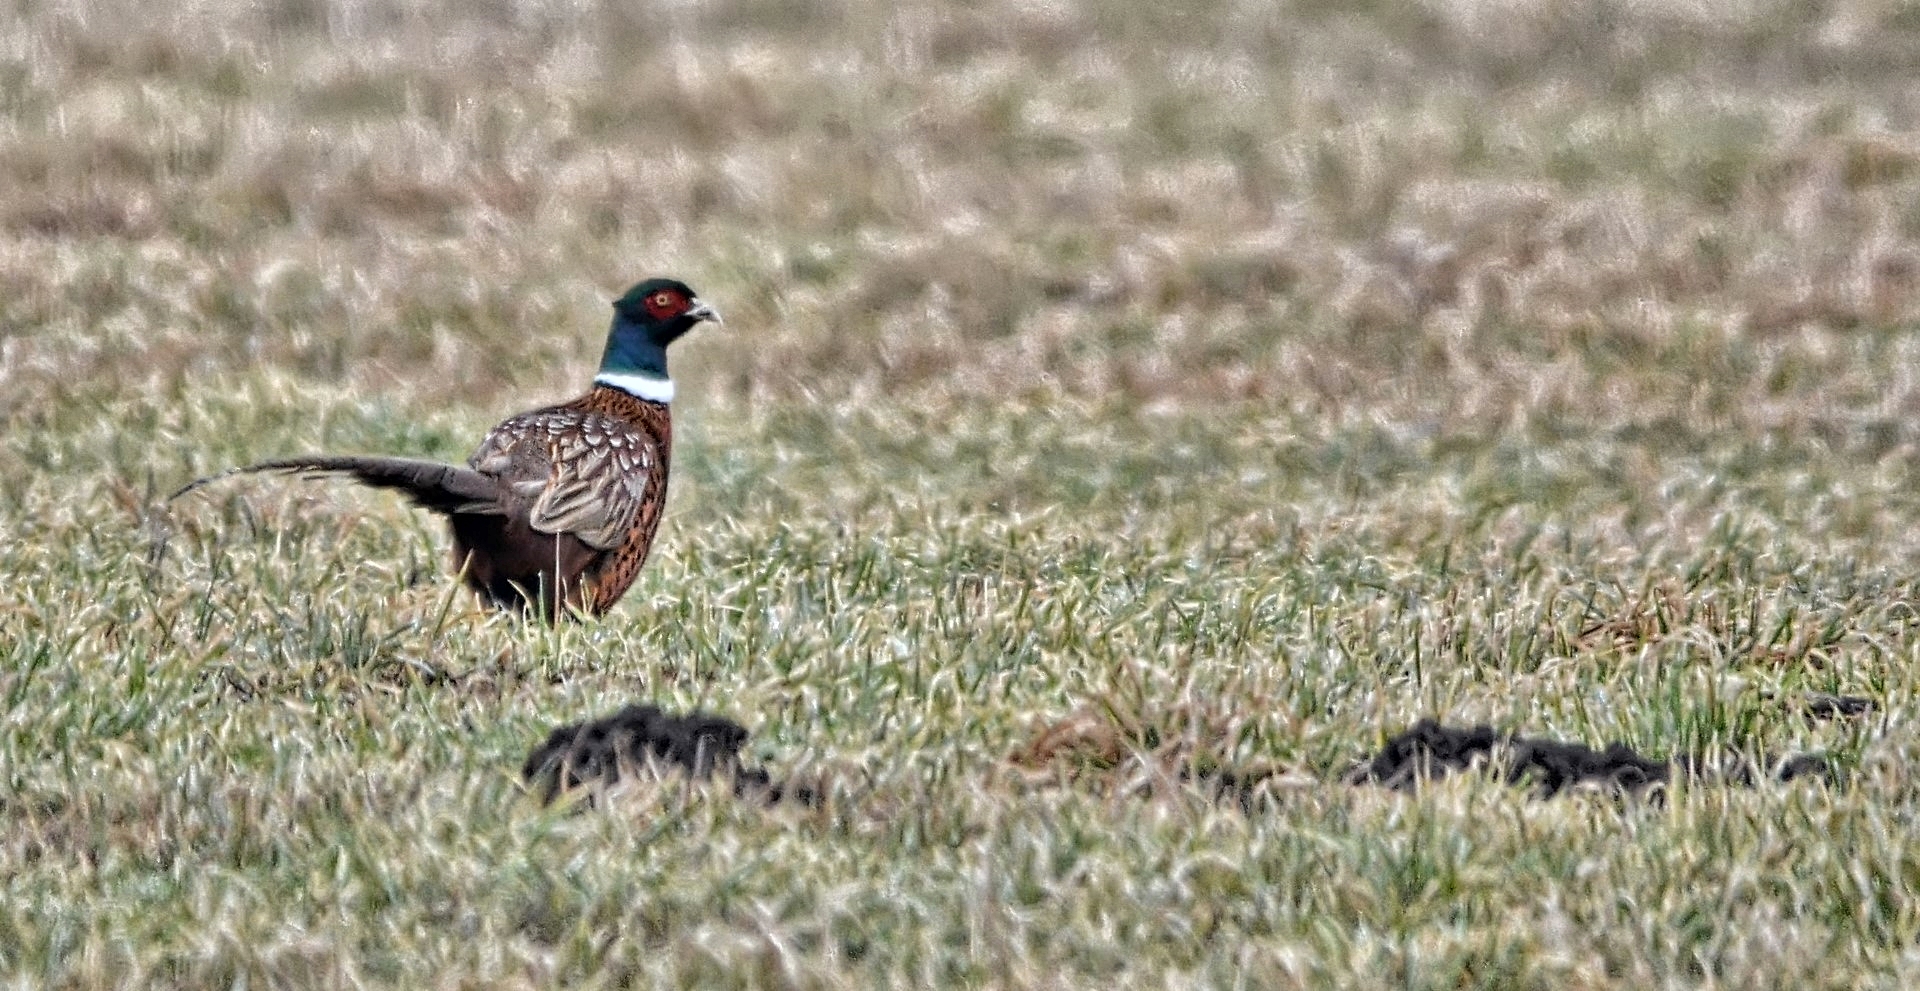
[[1802, 692, 1875, 720], [526, 701, 1849, 815], [1346, 718, 1834, 798], [522, 704, 813, 807]]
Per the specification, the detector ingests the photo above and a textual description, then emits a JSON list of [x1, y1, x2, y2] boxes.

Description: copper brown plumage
[[173, 277, 719, 620], [449, 385, 673, 615]]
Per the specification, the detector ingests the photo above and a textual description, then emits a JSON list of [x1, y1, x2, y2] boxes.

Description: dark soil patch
[[1345, 718, 1835, 798], [526, 701, 1848, 813], [522, 703, 812, 806], [1802, 692, 1875, 720]]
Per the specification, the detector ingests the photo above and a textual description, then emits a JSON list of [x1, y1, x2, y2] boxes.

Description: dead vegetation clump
[[1008, 702, 1311, 811]]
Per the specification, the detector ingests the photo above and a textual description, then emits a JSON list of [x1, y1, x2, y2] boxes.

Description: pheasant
[[174, 277, 720, 619]]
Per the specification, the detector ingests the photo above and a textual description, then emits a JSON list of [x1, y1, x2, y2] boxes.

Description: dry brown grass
[[6, 0, 1920, 428]]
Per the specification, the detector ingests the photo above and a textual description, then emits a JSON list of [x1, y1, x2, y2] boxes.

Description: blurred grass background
[[6, 0, 1920, 987]]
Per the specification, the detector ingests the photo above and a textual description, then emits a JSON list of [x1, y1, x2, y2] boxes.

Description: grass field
[[6, 0, 1920, 986]]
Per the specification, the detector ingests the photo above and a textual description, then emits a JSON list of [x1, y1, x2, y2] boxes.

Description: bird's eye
[[652, 292, 676, 310]]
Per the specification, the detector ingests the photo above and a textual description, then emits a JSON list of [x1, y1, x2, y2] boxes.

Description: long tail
[[171, 455, 502, 515]]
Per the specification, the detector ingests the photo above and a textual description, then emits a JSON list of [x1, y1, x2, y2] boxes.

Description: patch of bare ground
[[1344, 718, 1836, 798], [522, 703, 815, 807]]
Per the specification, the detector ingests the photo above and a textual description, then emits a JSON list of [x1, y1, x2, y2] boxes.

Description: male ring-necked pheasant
[[174, 277, 720, 620]]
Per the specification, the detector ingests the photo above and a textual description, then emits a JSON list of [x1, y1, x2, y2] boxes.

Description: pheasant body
[[451, 385, 673, 615], [175, 277, 718, 620]]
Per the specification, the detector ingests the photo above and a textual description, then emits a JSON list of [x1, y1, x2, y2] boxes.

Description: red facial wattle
[[643, 290, 684, 321]]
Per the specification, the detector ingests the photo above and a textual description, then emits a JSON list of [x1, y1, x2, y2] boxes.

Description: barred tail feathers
[[171, 455, 502, 514]]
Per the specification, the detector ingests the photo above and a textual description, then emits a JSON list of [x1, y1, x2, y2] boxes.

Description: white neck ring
[[594, 371, 674, 404]]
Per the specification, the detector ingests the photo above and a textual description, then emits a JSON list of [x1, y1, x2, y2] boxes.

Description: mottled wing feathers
[[467, 408, 663, 550], [171, 455, 501, 514], [529, 424, 658, 550]]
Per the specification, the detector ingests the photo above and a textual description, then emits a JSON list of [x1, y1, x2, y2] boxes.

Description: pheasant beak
[[685, 298, 723, 327]]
